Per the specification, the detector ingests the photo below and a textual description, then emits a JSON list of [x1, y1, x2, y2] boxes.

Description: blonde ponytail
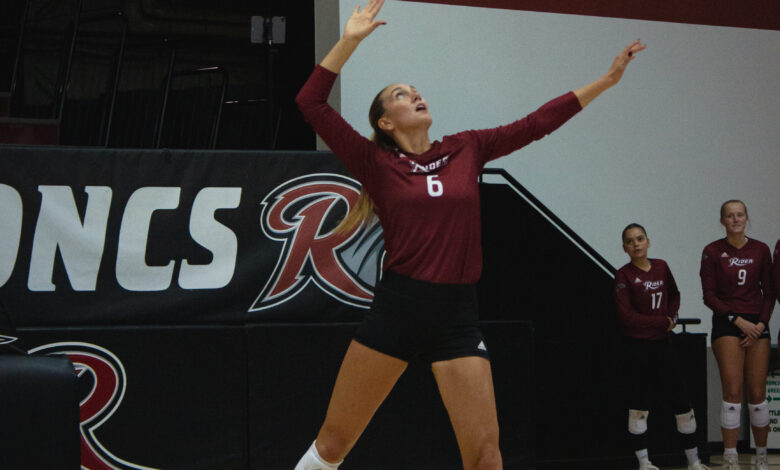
[[335, 186, 375, 234], [334, 87, 397, 234]]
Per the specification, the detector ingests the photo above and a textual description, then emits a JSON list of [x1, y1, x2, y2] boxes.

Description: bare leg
[[712, 336, 746, 449], [315, 340, 408, 463], [432, 356, 502, 470], [745, 338, 770, 447]]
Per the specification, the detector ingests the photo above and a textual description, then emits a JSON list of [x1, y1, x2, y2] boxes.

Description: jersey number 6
[[427, 175, 443, 197]]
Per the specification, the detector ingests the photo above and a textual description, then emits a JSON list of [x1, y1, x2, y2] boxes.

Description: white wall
[[334, 0, 780, 338]]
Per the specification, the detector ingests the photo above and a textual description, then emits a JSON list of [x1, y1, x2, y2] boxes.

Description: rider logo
[[0, 334, 18, 345], [251, 173, 385, 311], [29, 342, 157, 470]]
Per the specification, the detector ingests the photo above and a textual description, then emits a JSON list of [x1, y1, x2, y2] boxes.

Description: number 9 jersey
[[700, 238, 774, 324]]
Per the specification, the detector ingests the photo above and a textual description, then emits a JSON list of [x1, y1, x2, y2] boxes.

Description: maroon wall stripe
[[401, 0, 780, 31]]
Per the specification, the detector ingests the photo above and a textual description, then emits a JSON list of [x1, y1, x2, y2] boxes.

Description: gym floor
[[667, 453, 780, 469]]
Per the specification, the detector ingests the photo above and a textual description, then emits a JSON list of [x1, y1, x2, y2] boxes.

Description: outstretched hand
[[605, 39, 646, 86], [343, 0, 387, 42], [573, 39, 646, 108], [319, 0, 386, 73]]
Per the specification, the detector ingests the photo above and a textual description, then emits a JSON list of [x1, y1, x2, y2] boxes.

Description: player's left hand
[[605, 39, 646, 86]]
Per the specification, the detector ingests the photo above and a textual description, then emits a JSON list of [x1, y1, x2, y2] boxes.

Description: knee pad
[[749, 401, 769, 428], [675, 409, 697, 434], [628, 409, 649, 435], [720, 401, 742, 430]]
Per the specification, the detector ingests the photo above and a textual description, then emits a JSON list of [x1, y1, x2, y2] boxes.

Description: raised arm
[[295, 1, 387, 181], [320, 0, 386, 74], [574, 40, 646, 108]]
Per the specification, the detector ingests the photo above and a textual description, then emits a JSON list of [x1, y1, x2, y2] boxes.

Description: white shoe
[[755, 453, 769, 470], [688, 460, 711, 470], [722, 453, 740, 470], [639, 462, 659, 470]]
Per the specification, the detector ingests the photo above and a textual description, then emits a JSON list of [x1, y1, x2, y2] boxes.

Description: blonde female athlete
[[701, 200, 775, 470], [294, 1, 645, 468]]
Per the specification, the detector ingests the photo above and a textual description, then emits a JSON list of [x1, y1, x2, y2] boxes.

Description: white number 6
[[426, 175, 443, 197]]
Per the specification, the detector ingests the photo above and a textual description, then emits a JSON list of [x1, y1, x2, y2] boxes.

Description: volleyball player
[[615, 223, 709, 470], [293, 1, 645, 468], [701, 200, 775, 470], [774, 239, 780, 306]]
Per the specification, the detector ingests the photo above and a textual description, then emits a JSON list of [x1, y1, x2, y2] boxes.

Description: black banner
[[0, 146, 537, 469], [0, 146, 384, 327]]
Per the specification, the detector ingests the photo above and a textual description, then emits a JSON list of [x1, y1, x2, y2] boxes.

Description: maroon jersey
[[774, 239, 780, 304], [296, 65, 581, 283], [700, 238, 774, 324], [614, 259, 680, 340]]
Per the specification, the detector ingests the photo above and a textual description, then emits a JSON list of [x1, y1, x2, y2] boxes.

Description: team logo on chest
[[398, 153, 451, 174], [643, 280, 664, 291], [728, 257, 754, 267]]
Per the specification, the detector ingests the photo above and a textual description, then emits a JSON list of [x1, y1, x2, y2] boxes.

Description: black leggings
[[622, 335, 696, 451]]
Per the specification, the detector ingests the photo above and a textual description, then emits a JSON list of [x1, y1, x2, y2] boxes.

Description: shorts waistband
[[379, 270, 477, 302]]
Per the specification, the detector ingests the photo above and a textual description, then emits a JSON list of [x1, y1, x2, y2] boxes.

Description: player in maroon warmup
[[294, 1, 645, 469], [615, 223, 709, 470], [773, 239, 780, 306], [701, 200, 775, 470]]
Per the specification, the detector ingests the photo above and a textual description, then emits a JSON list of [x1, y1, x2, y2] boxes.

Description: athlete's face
[[720, 202, 748, 235], [377, 84, 432, 133], [622, 228, 649, 261]]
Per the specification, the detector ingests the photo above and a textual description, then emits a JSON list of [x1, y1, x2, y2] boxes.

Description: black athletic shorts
[[711, 313, 770, 342], [621, 335, 690, 413], [354, 270, 490, 363]]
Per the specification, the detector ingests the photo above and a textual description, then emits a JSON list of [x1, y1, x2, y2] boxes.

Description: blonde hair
[[335, 186, 375, 234], [334, 86, 396, 234], [720, 199, 748, 219]]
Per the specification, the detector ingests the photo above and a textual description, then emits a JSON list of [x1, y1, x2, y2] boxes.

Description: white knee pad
[[749, 401, 770, 428], [628, 409, 649, 435], [675, 409, 697, 434], [720, 401, 742, 430], [295, 441, 342, 470]]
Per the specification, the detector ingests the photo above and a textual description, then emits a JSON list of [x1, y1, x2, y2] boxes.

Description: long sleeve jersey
[[296, 65, 581, 284], [700, 238, 774, 324], [614, 259, 680, 340], [774, 239, 780, 304]]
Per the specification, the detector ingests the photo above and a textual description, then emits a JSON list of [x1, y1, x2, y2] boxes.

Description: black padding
[[0, 355, 80, 469]]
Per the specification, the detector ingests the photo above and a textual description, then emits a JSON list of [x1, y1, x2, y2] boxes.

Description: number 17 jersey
[[614, 259, 680, 340]]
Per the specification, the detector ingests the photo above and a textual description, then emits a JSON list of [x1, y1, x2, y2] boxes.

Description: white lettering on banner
[[178, 187, 242, 289], [116, 187, 180, 291], [3, 183, 243, 292], [28, 186, 112, 291], [0, 184, 23, 287]]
